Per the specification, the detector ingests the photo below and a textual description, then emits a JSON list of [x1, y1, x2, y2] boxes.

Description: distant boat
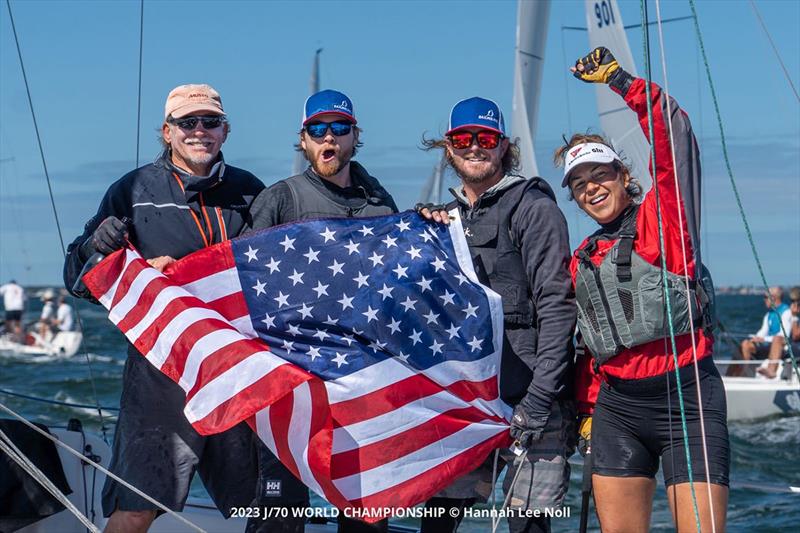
[[0, 330, 83, 358]]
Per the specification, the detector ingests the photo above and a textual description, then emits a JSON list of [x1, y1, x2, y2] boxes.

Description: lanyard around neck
[[171, 172, 228, 247]]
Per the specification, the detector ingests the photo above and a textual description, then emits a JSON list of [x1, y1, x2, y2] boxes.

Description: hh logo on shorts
[[263, 480, 282, 497]]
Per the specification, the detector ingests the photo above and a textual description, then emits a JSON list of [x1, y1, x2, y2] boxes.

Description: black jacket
[[449, 175, 576, 414], [64, 151, 264, 301]]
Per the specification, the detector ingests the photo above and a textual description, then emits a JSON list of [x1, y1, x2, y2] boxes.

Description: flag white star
[[382, 235, 398, 248], [274, 291, 290, 307], [445, 323, 461, 339], [423, 310, 440, 324], [400, 296, 417, 312], [416, 277, 432, 292], [369, 340, 387, 352], [328, 259, 345, 276], [431, 257, 447, 272], [265, 257, 281, 274], [319, 227, 336, 243], [298, 303, 314, 319], [307, 346, 322, 361], [430, 340, 443, 356], [396, 219, 411, 232], [358, 225, 374, 236], [312, 328, 330, 341], [353, 272, 369, 288], [392, 263, 408, 279], [332, 352, 349, 368], [386, 317, 402, 334], [312, 281, 329, 297], [280, 235, 296, 251], [463, 302, 479, 318], [406, 246, 422, 260], [368, 252, 384, 267], [282, 339, 295, 354], [288, 269, 304, 286], [337, 293, 354, 310], [408, 329, 422, 345], [252, 279, 267, 296], [468, 336, 483, 352], [244, 245, 259, 262], [362, 306, 379, 323], [397, 351, 410, 363], [342, 333, 355, 346], [287, 324, 301, 336], [344, 240, 360, 255], [303, 247, 320, 264], [455, 271, 470, 285], [439, 290, 456, 306], [324, 315, 339, 326], [377, 284, 394, 300], [261, 314, 276, 328], [418, 231, 433, 243]]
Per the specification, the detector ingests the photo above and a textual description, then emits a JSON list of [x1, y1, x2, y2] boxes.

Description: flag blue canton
[[231, 212, 495, 380]]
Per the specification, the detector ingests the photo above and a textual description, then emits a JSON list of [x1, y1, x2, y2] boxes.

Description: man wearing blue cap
[[419, 97, 576, 533], [246, 89, 396, 533]]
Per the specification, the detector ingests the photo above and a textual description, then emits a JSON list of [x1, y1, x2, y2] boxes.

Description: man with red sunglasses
[[246, 89, 397, 533], [419, 97, 576, 533], [64, 83, 265, 532]]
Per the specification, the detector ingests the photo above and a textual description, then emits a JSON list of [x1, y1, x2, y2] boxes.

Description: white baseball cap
[[561, 142, 622, 187]]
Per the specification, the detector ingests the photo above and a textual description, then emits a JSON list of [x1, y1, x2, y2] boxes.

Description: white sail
[[292, 48, 323, 176], [511, 0, 550, 178], [584, 0, 650, 184]]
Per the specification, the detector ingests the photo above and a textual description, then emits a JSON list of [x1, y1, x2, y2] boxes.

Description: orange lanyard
[[172, 173, 227, 247]]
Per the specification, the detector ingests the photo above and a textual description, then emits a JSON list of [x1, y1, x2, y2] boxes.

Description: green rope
[[687, 0, 799, 382], [639, 1, 702, 531]]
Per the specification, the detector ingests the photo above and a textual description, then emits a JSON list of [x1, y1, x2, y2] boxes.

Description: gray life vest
[[283, 167, 396, 221], [574, 209, 715, 364]]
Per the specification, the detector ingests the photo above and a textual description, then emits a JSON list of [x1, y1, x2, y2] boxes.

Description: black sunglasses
[[305, 120, 353, 138], [168, 115, 226, 130]]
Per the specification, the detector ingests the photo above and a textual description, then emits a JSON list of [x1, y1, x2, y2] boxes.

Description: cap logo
[[477, 109, 498, 123], [333, 100, 350, 111], [569, 147, 582, 158]]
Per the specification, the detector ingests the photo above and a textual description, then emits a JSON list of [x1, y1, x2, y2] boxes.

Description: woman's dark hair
[[421, 133, 521, 175], [553, 131, 642, 202]]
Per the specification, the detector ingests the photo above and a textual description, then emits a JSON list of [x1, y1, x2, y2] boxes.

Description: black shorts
[[4, 310, 22, 321], [592, 357, 730, 487], [102, 355, 258, 517]]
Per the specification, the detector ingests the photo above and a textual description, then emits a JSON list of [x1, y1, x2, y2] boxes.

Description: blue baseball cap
[[446, 96, 505, 136], [303, 89, 357, 126]]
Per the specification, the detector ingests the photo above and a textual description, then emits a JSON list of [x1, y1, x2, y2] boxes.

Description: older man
[[736, 286, 793, 376], [64, 84, 264, 532], [419, 97, 576, 533]]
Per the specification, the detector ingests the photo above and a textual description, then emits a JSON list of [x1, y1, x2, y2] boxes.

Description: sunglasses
[[448, 130, 504, 150], [168, 115, 226, 130], [305, 120, 353, 138]]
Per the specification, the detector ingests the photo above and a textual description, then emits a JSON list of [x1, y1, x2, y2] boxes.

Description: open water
[[1, 293, 798, 531]]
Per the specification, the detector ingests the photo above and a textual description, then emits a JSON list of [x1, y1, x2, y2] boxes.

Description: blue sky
[[1, 0, 798, 286]]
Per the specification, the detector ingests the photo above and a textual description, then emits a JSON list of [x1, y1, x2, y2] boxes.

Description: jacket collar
[[449, 174, 526, 206], [157, 150, 226, 196]]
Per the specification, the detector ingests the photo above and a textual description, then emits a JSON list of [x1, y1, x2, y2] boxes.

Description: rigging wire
[[748, 0, 800, 104], [135, 0, 144, 166], [638, 0, 702, 530], [687, 0, 799, 382], [5, 0, 110, 442], [653, 1, 716, 530]]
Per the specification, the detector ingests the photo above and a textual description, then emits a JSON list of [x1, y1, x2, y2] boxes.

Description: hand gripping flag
[[83, 210, 511, 519]]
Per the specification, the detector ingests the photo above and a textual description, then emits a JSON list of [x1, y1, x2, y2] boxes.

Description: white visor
[[561, 142, 621, 187]]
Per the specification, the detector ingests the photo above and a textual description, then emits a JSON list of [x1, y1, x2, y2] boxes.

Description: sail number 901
[[595, 1, 617, 28]]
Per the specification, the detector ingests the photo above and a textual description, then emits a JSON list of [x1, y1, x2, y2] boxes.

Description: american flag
[[83, 211, 511, 518]]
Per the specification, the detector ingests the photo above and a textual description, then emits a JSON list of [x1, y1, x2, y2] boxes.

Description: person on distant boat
[[247, 89, 397, 533], [738, 286, 793, 373], [418, 96, 577, 533], [53, 293, 74, 332], [64, 84, 265, 533], [562, 48, 729, 532], [37, 289, 56, 339], [0, 279, 26, 342], [757, 286, 800, 378]]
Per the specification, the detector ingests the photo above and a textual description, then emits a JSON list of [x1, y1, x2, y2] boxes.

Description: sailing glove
[[577, 415, 592, 456], [510, 393, 549, 449], [573, 47, 621, 84], [80, 216, 129, 259]]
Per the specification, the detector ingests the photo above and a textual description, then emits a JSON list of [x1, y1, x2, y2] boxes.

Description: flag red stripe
[[206, 291, 248, 323], [158, 318, 245, 384], [164, 241, 234, 286], [110, 258, 150, 309], [82, 248, 128, 297], [185, 341, 268, 399], [269, 392, 302, 479], [114, 274, 182, 334]]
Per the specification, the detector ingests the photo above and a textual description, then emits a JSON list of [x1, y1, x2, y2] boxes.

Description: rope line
[[0, 387, 120, 412], [0, 401, 206, 533], [639, 1, 701, 531], [687, 0, 799, 383], [135, 0, 144, 166], [653, 1, 716, 530], [748, 0, 800, 103], [5, 0, 111, 442]]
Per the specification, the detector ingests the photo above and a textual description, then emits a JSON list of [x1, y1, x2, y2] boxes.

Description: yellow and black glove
[[577, 415, 592, 456], [573, 47, 620, 84]]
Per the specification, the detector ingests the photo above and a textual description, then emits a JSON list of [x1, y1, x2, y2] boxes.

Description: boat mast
[[292, 48, 323, 176]]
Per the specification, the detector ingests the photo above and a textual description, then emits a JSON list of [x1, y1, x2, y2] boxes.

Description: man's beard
[[307, 147, 352, 178], [446, 151, 502, 184]]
